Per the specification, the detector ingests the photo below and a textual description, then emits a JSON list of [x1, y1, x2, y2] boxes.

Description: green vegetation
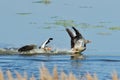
[[43, 20, 107, 31], [16, 13, 32, 15], [43, 26, 52, 29], [99, 21, 112, 24], [50, 16, 58, 19], [42, 19, 120, 33], [32, 0, 51, 4], [79, 23, 104, 29], [97, 32, 111, 35], [79, 23, 90, 28], [92, 25, 104, 28], [54, 20, 77, 27], [109, 26, 120, 30]]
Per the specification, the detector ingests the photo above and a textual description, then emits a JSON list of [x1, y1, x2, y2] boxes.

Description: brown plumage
[[18, 44, 37, 52]]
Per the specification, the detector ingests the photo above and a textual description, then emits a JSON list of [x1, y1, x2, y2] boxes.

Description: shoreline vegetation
[[0, 65, 119, 80]]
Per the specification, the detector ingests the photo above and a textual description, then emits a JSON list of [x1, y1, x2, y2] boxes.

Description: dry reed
[[0, 66, 119, 80], [0, 69, 4, 80], [112, 71, 118, 80]]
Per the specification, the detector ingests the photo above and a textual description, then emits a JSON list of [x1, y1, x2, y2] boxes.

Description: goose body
[[18, 38, 53, 54], [66, 27, 91, 53]]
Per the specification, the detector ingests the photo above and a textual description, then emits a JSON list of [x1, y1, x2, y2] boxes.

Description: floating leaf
[[43, 26, 51, 29], [54, 20, 76, 27], [79, 23, 91, 28], [32, 1, 42, 3], [51, 16, 58, 19], [92, 25, 104, 28], [109, 27, 120, 30], [97, 32, 111, 35], [99, 21, 112, 24], [33, 0, 51, 4], [16, 13, 32, 15], [79, 23, 104, 29]]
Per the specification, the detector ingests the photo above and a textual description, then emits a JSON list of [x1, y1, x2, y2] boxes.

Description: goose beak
[[88, 40, 92, 43], [86, 40, 92, 44]]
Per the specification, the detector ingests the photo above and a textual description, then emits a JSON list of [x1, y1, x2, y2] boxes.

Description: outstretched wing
[[72, 27, 83, 39], [66, 28, 75, 39], [66, 28, 75, 48], [40, 38, 53, 48]]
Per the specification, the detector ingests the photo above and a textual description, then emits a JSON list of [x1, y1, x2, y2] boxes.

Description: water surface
[[0, 0, 120, 80], [0, 54, 120, 80]]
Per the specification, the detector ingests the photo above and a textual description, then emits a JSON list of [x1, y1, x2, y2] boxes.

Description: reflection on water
[[71, 60, 82, 68]]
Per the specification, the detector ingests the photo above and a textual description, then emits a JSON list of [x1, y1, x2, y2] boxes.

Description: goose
[[66, 27, 91, 53], [18, 38, 53, 53], [18, 44, 37, 52], [39, 38, 53, 49]]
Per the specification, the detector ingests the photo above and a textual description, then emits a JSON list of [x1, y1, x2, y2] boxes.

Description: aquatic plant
[[16, 13, 32, 15], [53, 20, 77, 27], [92, 25, 104, 28], [42, 20, 77, 29], [50, 16, 58, 19], [43, 19, 107, 30], [43, 26, 52, 29], [99, 21, 112, 24], [97, 32, 111, 36], [33, 0, 51, 4], [0, 65, 119, 80], [79, 23, 90, 28], [109, 26, 120, 30], [79, 23, 104, 29]]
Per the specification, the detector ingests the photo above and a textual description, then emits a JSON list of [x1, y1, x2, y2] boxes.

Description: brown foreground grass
[[0, 65, 119, 80]]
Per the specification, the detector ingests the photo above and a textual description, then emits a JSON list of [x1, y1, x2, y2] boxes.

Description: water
[[0, 54, 120, 80], [0, 0, 120, 80]]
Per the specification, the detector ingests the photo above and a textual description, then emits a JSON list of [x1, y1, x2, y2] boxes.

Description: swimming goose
[[18, 44, 37, 52], [18, 38, 53, 53]]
